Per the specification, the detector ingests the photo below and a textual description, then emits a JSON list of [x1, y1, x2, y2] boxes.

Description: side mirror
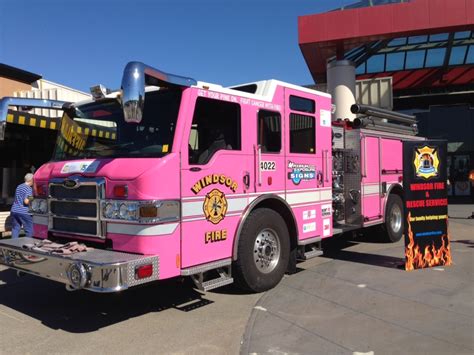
[[121, 63, 145, 124]]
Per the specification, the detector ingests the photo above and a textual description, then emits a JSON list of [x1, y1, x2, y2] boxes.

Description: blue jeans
[[11, 212, 33, 238]]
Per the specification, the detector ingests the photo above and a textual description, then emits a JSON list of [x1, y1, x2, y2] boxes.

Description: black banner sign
[[403, 140, 451, 270]]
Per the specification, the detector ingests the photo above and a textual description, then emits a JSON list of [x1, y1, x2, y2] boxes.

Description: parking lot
[[1, 204, 473, 354]]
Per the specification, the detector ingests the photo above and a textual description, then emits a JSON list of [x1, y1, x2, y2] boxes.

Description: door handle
[[243, 171, 250, 190]]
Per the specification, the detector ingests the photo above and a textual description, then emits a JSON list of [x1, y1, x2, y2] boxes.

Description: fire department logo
[[413, 146, 440, 180], [203, 189, 228, 224]]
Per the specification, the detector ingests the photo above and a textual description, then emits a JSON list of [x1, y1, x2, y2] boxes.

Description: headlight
[[30, 198, 48, 214], [39, 200, 48, 214], [118, 203, 127, 219], [31, 199, 40, 212], [119, 203, 136, 220], [104, 203, 114, 219], [102, 200, 179, 223], [123, 203, 139, 220]]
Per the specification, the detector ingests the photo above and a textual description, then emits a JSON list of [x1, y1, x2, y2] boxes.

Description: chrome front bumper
[[0, 237, 159, 293]]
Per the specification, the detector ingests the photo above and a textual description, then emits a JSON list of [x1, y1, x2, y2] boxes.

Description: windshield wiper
[[83, 142, 134, 152]]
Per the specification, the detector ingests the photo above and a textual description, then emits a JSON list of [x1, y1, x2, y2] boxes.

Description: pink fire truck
[[0, 62, 420, 293]]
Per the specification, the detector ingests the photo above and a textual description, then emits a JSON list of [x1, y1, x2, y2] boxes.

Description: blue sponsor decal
[[288, 161, 316, 185]]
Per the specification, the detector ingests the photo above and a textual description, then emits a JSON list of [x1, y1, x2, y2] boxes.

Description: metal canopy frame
[[342, 31, 474, 75], [0, 97, 70, 140]]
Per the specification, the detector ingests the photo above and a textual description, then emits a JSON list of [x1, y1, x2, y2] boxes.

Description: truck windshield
[[52, 89, 182, 161]]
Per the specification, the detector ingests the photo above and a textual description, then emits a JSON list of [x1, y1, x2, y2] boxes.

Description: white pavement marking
[[253, 306, 267, 312], [0, 309, 25, 323], [357, 284, 367, 288]]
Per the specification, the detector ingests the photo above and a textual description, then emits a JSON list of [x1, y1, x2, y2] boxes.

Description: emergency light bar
[[90, 84, 111, 100]]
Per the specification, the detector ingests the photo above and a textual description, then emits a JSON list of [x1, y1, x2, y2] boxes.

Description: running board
[[297, 241, 323, 261], [181, 258, 231, 276], [190, 265, 233, 292]]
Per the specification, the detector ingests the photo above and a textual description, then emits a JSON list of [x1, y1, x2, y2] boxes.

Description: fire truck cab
[[0, 62, 419, 293]]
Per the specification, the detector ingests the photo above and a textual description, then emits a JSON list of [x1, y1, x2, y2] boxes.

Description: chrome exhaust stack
[[120, 61, 197, 124]]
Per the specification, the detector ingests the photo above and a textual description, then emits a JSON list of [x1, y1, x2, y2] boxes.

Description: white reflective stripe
[[248, 195, 283, 204], [291, 202, 321, 208], [386, 182, 398, 191], [33, 215, 48, 226], [320, 189, 332, 201], [249, 196, 258, 203], [249, 190, 285, 196], [249, 190, 331, 206], [182, 216, 206, 223], [182, 200, 203, 217], [287, 187, 331, 194], [362, 184, 380, 195], [182, 212, 242, 223], [183, 188, 333, 215], [227, 197, 248, 212], [286, 191, 320, 205], [182, 197, 248, 218], [107, 222, 178, 236]]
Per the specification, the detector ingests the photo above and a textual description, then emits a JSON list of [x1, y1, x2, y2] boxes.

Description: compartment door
[[361, 135, 382, 221]]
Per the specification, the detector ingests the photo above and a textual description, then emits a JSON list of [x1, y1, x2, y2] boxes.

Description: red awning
[[298, 0, 474, 86]]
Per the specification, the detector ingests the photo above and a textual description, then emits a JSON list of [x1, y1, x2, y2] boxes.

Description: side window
[[258, 110, 281, 153], [188, 97, 241, 165], [289, 95, 315, 114], [289, 113, 315, 154], [189, 124, 199, 151]]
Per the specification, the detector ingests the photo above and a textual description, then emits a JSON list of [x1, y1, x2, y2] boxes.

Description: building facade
[[298, 0, 474, 200], [0, 63, 90, 234]]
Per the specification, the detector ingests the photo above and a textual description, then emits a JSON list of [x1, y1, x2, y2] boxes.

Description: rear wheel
[[233, 208, 290, 292], [381, 194, 404, 242]]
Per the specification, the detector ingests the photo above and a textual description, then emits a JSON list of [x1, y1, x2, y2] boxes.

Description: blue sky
[[0, 0, 347, 93]]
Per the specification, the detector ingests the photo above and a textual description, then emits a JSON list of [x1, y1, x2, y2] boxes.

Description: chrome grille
[[49, 177, 105, 239], [52, 217, 97, 235], [50, 185, 97, 199], [50, 201, 97, 218]]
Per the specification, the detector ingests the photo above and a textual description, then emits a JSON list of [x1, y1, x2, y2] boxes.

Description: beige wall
[[15, 79, 91, 117], [0, 77, 31, 98]]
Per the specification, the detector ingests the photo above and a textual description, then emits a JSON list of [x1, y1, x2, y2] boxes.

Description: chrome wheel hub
[[254, 228, 280, 274], [390, 204, 402, 233]]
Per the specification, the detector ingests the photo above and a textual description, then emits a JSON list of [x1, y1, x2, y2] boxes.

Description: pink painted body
[[31, 80, 409, 281], [361, 132, 407, 227]]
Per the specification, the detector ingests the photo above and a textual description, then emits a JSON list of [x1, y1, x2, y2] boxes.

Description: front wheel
[[233, 208, 290, 292], [382, 194, 404, 242]]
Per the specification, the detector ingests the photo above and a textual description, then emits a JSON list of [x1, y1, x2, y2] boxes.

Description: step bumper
[[0, 237, 159, 293]]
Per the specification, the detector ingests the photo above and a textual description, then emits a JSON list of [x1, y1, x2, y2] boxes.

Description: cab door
[[284, 89, 332, 240], [180, 94, 250, 268], [253, 105, 286, 197]]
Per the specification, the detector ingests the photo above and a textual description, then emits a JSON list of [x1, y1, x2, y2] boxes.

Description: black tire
[[381, 194, 404, 243], [233, 208, 290, 293]]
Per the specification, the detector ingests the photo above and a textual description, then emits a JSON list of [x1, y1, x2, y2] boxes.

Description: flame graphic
[[405, 212, 452, 271]]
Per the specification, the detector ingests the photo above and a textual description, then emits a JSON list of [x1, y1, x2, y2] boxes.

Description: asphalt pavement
[[242, 204, 474, 354], [0, 204, 472, 354]]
